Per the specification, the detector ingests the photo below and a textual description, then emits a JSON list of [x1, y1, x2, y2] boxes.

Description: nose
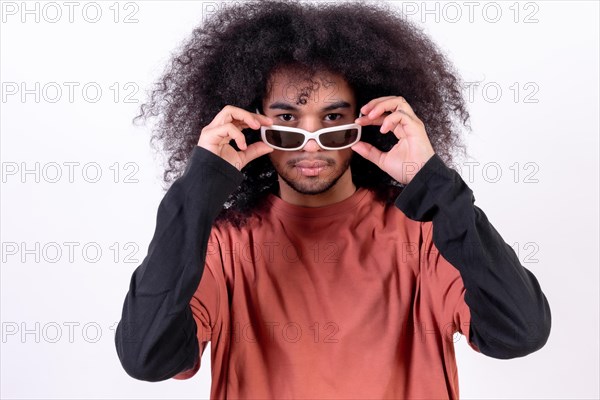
[[298, 118, 321, 133], [298, 118, 322, 152], [302, 139, 321, 152]]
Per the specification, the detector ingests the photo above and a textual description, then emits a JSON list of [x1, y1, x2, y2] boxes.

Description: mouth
[[292, 159, 331, 177]]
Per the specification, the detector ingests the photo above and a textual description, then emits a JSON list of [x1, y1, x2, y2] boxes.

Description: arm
[[114, 146, 243, 381], [395, 154, 551, 359]]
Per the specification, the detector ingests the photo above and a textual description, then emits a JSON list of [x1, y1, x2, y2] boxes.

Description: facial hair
[[273, 155, 352, 195]]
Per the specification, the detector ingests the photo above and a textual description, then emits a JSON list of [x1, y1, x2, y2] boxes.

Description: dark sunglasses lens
[[319, 129, 359, 148], [264, 129, 305, 149]]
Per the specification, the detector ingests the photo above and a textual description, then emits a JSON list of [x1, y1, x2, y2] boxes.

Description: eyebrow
[[267, 100, 352, 113]]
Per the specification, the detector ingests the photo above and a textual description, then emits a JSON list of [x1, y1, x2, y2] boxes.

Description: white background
[[1, 0, 598, 399]]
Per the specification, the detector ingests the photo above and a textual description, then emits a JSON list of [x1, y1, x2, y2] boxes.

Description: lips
[[294, 160, 329, 168], [293, 160, 330, 177]]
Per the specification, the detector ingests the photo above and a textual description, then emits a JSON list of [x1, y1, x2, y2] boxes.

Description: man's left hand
[[351, 96, 435, 185]]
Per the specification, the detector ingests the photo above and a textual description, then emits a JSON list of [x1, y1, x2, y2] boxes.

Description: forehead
[[264, 68, 354, 106]]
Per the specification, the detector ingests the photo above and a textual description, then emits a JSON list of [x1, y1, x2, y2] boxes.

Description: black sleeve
[[114, 146, 243, 381], [395, 154, 551, 359]]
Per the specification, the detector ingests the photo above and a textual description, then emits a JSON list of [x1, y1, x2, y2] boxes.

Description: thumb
[[351, 142, 383, 167]]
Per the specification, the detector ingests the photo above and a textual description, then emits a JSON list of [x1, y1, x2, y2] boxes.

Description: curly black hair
[[136, 0, 471, 227]]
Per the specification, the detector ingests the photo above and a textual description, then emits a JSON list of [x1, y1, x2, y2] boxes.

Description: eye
[[324, 113, 343, 122], [277, 114, 295, 122]]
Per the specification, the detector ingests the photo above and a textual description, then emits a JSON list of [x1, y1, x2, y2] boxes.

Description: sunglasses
[[255, 108, 362, 151]]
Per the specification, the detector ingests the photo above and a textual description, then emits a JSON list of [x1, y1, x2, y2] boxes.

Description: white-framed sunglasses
[[255, 108, 362, 151]]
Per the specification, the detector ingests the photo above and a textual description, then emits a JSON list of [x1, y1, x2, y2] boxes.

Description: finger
[[243, 114, 274, 130], [225, 108, 272, 129], [255, 112, 274, 126], [217, 113, 273, 130], [367, 97, 420, 124], [367, 99, 409, 121], [380, 110, 411, 137], [360, 96, 396, 116], [222, 123, 249, 150], [354, 114, 388, 126], [207, 105, 273, 130], [351, 141, 384, 168], [239, 141, 274, 166], [395, 97, 418, 119], [204, 123, 248, 150], [207, 105, 249, 128]]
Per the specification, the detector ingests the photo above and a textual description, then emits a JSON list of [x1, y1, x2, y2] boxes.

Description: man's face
[[261, 69, 357, 196]]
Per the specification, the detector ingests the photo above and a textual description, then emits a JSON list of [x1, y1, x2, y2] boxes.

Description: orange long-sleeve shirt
[[116, 146, 551, 399], [177, 188, 473, 398]]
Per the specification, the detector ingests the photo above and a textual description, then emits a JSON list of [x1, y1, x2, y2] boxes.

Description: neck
[[277, 168, 356, 207]]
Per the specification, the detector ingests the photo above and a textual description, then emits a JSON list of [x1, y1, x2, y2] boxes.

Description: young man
[[115, 1, 551, 398]]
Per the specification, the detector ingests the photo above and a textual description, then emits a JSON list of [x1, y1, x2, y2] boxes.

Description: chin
[[286, 178, 340, 195], [270, 150, 353, 196], [279, 165, 348, 195]]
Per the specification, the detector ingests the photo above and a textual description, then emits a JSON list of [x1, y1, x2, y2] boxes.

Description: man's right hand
[[197, 105, 274, 170]]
